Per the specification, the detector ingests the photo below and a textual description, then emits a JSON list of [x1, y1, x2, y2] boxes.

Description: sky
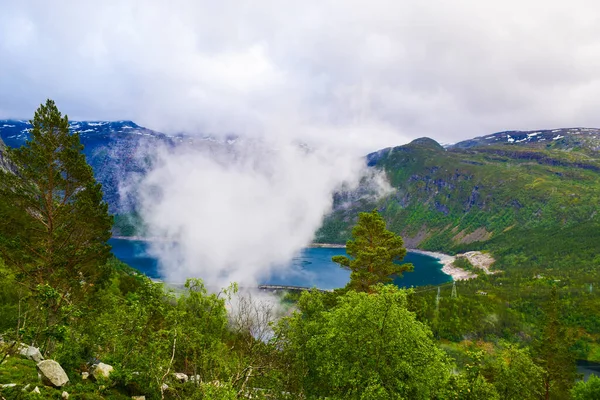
[[2, 0, 600, 152]]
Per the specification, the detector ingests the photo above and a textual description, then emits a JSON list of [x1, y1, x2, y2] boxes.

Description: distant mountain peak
[[406, 137, 444, 151], [452, 127, 600, 151]]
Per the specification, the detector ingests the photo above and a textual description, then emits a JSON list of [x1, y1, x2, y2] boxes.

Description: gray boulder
[[91, 362, 114, 380], [37, 360, 69, 387], [19, 344, 44, 363]]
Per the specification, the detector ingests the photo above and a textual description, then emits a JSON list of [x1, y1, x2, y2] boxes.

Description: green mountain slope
[[317, 128, 600, 258]]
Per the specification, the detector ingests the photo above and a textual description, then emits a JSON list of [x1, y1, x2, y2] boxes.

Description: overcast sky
[[2, 0, 600, 151]]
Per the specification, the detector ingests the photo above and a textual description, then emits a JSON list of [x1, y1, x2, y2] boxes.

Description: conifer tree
[[332, 210, 412, 292], [0, 100, 113, 346], [535, 286, 578, 400]]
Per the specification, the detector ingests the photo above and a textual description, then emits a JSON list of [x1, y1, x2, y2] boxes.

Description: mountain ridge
[[318, 128, 600, 263]]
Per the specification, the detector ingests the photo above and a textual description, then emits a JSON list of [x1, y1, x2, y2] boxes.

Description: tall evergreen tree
[[332, 210, 412, 292], [0, 100, 112, 346], [535, 286, 578, 400]]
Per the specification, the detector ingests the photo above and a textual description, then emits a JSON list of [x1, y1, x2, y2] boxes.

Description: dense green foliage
[[572, 375, 600, 399], [277, 285, 450, 399], [332, 210, 412, 292]]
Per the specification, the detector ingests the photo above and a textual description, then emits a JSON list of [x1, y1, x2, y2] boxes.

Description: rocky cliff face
[[0, 135, 10, 171]]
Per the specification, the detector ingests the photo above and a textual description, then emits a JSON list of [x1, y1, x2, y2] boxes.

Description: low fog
[[125, 138, 390, 286]]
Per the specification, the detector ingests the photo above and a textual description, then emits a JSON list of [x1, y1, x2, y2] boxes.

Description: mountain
[[0, 120, 178, 212], [317, 128, 600, 265], [452, 127, 600, 152], [0, 120, 242, 214]]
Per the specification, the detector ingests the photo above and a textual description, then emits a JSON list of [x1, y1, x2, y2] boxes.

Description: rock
[[62, 391, 69, 399], [22, 384, 30, 392], [189, 374, 201, 383], [132, 397, 146, 400], [18, 344, 44, 363], [37, 360, 69, 387], [161, 383, 169, 391], [1, 383, 16, 388], [172, 372, 188, 383], [32, 386, 41, 394], [81, 372, 89, 380], [91, 362, 114, 380]]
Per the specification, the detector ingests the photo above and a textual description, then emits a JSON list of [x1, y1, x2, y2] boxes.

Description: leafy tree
[[488, 343, 544, 400], [571, 375, 600, 400], [0, 99, 113, 350], [443, 373, 499, 400], [277, 285, 451, 399], [332, 210, 413, 292]]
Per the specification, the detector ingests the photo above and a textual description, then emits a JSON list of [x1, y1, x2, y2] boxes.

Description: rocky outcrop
[[91, 362, 114, 380], [18, 344, 44, 363], [37, 360, 69, 387]]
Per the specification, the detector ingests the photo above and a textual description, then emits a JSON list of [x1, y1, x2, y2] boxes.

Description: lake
[[109, 238, 452, 290]]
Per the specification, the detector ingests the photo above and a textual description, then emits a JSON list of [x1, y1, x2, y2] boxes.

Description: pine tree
[[0, 99, 113, 347], [535, 286, 578, 400], [332, 210, 412, 292]]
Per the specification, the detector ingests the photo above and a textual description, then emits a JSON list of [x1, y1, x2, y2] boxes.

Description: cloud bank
[[129, 139, 387, 286], [3, 0, 600, 148]]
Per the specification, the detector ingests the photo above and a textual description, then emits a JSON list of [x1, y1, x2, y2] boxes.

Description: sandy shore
[[409, 249, 476, 281]]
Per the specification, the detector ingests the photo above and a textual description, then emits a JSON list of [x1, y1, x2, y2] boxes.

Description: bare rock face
[[37, 360, 69, 387], [91, 362, 114, 380]]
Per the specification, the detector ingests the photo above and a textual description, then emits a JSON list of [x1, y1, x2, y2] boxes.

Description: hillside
[[317, 128, 600, 261]]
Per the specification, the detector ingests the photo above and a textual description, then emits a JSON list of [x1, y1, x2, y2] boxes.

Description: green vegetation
[[278, 285, 451, 399], [0, 99, 113, 355], [318, 135, 600, 368], [572, 375, 600, 399], [332, 210, 412, 292], [0, 102, 595, 398]]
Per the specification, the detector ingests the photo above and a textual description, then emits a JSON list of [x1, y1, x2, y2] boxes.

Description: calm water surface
[[109, 238, 452, 290]]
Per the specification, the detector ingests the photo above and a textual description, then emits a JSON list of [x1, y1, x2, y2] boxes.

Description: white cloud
[[2, 0, 600, 147], [128, 139, 387, 286]]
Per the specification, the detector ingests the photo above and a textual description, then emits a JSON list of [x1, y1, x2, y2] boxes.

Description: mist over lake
[[109, 238, 451, 289]]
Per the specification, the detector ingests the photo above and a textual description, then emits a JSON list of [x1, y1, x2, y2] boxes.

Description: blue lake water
[[109, 238, 452, 290]]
